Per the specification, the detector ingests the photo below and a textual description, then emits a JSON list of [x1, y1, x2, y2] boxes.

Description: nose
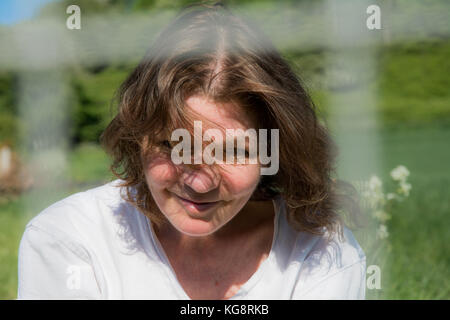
[[181, 164, 221, 194]]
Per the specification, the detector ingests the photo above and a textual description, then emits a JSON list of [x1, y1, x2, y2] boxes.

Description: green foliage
[[376, 41, 450, 129], [0, 73, 18, 146], [70, 67, 129, 144], [39, 0, 133, 18], [0, 74, 15, 114], [0, 113, 18, 146]]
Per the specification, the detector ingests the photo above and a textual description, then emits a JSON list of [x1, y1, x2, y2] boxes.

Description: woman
[[17, 3, 366, 299]]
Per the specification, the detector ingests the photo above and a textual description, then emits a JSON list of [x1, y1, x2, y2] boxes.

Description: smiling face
[[142, 95, 262, 236]]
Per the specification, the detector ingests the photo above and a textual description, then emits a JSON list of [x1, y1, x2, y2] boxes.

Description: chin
[[158, 194, 227, 237], [173, 217, 220, 237]]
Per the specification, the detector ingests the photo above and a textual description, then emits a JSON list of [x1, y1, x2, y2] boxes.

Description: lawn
[[0, 127, 449, 299], [374, 127, 450, 299]]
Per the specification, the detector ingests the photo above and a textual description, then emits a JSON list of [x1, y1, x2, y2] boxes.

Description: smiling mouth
[[173, 194, 220, 212]]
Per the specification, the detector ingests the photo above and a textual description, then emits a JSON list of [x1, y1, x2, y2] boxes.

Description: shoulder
[[274, 196, 365, 270], [23, 179, 131, 244], [292, 226, 367, 299], [304, 226, 366, 271], [17, 180, 141, 299], [281, 222, 366, 277], [273, 197, 366, 298]]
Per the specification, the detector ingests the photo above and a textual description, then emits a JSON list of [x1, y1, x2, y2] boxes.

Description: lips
[[173, 194, 220, 212]]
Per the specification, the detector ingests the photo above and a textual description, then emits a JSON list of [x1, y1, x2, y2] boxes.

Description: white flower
[[399, 181, 412, 196], [386, 193, 397, 200], [376, 224, 389, 240], [373, 210, 391, 222], [390, 165, 410, 182], [368, 175, 383, 191], [363, 175, 385, 207]]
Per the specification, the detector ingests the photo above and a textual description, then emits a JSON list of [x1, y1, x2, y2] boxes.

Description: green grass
[[348, 126, 450, 299], [66, 142, 114, 184], [376, 127, 450, 299], [0, 200, 30, 299]]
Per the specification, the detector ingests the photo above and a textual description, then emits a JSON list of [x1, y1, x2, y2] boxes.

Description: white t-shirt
[[17, 179, 366, 299]]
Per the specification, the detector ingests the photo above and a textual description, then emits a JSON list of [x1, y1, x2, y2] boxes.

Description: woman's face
[[143, 95, 261, 236]]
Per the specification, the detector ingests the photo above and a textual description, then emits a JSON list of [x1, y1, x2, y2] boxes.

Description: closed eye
[[235, 148, 250, 158], [160, 140, 172, 149]]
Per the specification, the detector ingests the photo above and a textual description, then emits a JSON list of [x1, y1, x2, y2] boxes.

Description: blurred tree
[[0, 73, 19, 147], [69, 67, 129, 144]]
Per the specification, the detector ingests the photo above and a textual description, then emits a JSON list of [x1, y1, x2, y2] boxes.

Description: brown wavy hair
[[100, 2, 361, 239]]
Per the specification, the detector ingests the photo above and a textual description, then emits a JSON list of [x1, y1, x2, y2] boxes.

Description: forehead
[[185, 95, 257, 131]]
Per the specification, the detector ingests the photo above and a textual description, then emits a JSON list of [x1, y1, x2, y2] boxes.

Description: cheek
[[221, 164, 261, 198], [144, 155, 179, 189]]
